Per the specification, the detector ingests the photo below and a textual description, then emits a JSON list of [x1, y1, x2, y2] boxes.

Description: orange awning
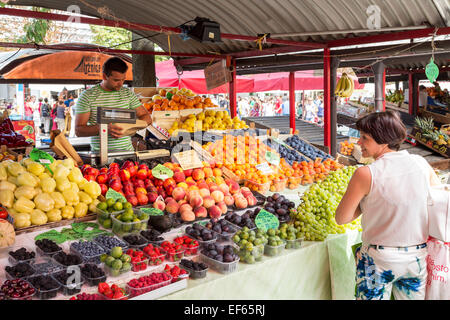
[[2, 51, 133, 80]]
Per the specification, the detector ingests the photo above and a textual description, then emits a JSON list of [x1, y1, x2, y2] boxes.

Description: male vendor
[[75, 57, 152, 151]]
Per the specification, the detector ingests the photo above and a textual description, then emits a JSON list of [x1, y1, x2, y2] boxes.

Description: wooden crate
[[418, 108, 450, 125], [410, 127, 450, 158], [430, 159, 450, 171], [336, 153, 358, 166], [14, 214, 97, 235]]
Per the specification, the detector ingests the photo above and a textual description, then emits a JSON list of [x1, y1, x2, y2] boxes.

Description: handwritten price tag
[[152, 164, 174, 180], [255, 162, 274, 175], [140, 207, 164, 216], [265, 151, 280, 166], [105, 188, 127, 202], [29, 148, 55, 174], [254, 209, 279, 232]]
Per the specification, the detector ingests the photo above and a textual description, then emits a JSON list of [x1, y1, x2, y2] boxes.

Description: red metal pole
[[289, 72, 296, 133], [0, 42, 225, 59], [229, 59, 237, 118], [0, 7, 325, 49], [408, 72, 414, 115], [382, 69, 386, 111], [323, 48, 331, 150]]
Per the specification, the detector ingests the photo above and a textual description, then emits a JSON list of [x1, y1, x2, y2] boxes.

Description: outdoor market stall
[[0, 1, 449, 301]]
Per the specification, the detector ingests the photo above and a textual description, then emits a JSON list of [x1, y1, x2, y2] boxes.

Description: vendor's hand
[[108, 123, 126, 138]]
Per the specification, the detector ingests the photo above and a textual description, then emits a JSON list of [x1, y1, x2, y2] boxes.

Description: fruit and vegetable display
[[264, 139, 308, 165], [203, 218, 238, 241], [185, 223, 217, 244], [144, 88, 220, 112], [263, 228, 286, 257], [5, 262, 35, 279], [339, 140, 355, 156], [0, 115, 31, 148], [93, 234, 128, 253], [284, 135, 333, 161], [168, 110, 248, 135], [111, 208, 149, 237], [293, 166, 361, 241], [0, 158, 101, 229], [200, 243, 239, 265], [97, 282, 128, 300], [126, 272, 172, 298], [27, 275, 60, 300], [52, 270, 83, 296], [225, 211, 256, 229], [278, 223, 304, 249], [1, 279, 35, 300], [164, 264, 189, 282], [125, 248, 149, 272], [232, 227, 266, 264], [35, 239, 62, 256], [80, 264, 107, 286], [160, 240, 185, 262], [142, 243, 166, 266], [173, 235, 200, 256], [8, 247, 35, 264], [123, 234, 148, 249], [386, 89, 404, 105], [262, 193, 295, 222], [140, 228, 164, 243], [334, 73, 354, 98], [0, 219, 15, 248], [179, 259, 208, 279], [414, 116, 450, 146], [53, 252, 83, 267], [69, 292, 103, 300], [101, 246, 132, 276], [70, 240, 106, 264]]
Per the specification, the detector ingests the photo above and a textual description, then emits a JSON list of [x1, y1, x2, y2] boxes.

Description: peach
[[235, 197, 248, 209], [180, 203, 193, 214], [215, 176, 225, 185], [172, 187, 186, 201], [173, 171, 186, 183], [203, 167, 213, 178], [213, 168, 222, 177], [166, 200, 180, 214], [181, 210, 195, 222], [189, 195, 203, 208], [192, 168, 205, 181], [194, 206, 208, 218], [208, 205, 222, 219], [178, 199, 188, 206], [177, 182, 188, 190], [164, 197, 174, 204], [205, 178, 215, 186], [185, 176, 195, 184], [209, 184, 220, 193], [233, 192, 244, 201], [217, 201, 228, 214], [211, 190, 224, 203], [197, 182, 209, 190], [153, 199, 166, 211], [187, 189, 200, 201], [147, 192, 158, 203], [227, 180, 241, 194], [202, 196, 215, 209], [199, 188, 211, 198], [218, 183, 229, 194], [224, 195, 234, 206], [246, 195, 257, 207]]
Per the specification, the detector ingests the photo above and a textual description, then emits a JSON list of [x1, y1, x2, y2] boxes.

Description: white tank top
[[359, 150, 429, 246]]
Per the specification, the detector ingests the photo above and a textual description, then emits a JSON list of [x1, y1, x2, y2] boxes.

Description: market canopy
[[0, 46, 133, 83]]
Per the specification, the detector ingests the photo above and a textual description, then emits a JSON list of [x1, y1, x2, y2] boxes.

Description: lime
[[102, 218, 112, 229], [97, 202, 107, 211], [123, 202, 132, 209], [113, 201, 123, 211], [106, 198, 116, 208]]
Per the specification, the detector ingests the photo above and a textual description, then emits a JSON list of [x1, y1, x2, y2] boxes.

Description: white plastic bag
[[425, 237, 450, 300]]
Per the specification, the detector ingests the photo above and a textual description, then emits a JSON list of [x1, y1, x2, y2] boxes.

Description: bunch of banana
[[335, 73, 354, 98]]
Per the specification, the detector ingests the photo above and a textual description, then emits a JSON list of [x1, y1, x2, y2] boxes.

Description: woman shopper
[[40, 98, 51, 134], [335, 111, 440, 300], [55, 100, 67, 131]]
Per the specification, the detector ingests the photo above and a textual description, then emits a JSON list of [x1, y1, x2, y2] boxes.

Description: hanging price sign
[[426, 58, 439, 83]]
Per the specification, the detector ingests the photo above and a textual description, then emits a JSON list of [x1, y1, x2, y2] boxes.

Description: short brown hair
[[356, 111, 406, 151], [103, 57, 128, 76]]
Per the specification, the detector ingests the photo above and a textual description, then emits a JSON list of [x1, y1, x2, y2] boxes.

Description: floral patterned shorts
[[355, 243, 428, 300]]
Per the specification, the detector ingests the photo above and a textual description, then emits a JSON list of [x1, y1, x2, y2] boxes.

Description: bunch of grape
[[291, 166, 362, 241]]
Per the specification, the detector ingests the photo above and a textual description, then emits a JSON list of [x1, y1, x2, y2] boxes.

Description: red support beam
[[382, 69, 386, 111], [229, 58, 237, 118], [327, 26, 450, 48], [408, 72, 414, 115], [0, 42, 224, 59], [289, 72, 296, 133], [0, 7, 325, 49], [323, 48, 331, 150]]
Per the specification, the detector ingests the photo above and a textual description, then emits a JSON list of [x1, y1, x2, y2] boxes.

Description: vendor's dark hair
[[356, 111, 406, 151], [103, 57, 128, 76]]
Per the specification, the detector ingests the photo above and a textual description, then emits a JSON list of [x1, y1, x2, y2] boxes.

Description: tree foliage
[[16, 7, 51, 44]]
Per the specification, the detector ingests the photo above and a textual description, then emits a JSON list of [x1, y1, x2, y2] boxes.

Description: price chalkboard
[[140, 207, 164, 216], [105, 188, 127, 202], [254, 209, 279, 232], [152, 164, 174, 180]]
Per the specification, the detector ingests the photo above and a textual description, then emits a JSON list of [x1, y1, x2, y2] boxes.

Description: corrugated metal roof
[[9, 0, 450, 57]]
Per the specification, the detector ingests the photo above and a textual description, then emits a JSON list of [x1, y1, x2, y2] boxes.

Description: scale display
[[97, 107, 136, 124]]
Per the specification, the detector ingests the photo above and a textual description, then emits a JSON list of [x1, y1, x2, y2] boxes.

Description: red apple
[[84, 175, 96, 182], [165, 184, 175, 196], [99, 183, 108, 196], [99, 167, 108, 174], [154, 179, 164, 187], [147, 170, 154, 180], [136, 169, 148, 180], [133, 179, 145, 189], [109, 178, 123, 192], [173, 171, 186, 183], [119, 169, 131, 182], [96, 173, 108, 185], [144, 179, 154, 188], [138, 164, 149, 171], [146, 186, 157, 194], [163, 178, 177, 189], [135, 187, 147, 195], [85, 167, 99, 178], [126, 195, 138, 207], [128, 165, 137, 177], [109, 162, 119, 169], [136, 192, 148, 206], [183, 169, 193, 177], [147, 192, 158, 203], [81, 164, 91, 174]]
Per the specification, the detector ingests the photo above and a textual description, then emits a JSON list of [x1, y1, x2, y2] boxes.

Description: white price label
[[255, 162, 274, 175]]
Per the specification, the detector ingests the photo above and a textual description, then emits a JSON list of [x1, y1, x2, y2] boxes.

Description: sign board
[[255, 162, 274, 175], [105, 188, 127, 202], [12, 120, 35, 145], [172, 150, 204, 171], [254, 209, 279, 232], [140, 207, 164, 216], [152, 164, 174, 180], [204, 60, 231, 91]]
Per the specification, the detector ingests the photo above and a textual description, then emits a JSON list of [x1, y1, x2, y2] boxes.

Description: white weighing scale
[[78, 107, 138, 166]]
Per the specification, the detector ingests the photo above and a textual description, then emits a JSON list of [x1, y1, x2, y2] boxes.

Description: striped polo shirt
[[75, 84, 142, 152]]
